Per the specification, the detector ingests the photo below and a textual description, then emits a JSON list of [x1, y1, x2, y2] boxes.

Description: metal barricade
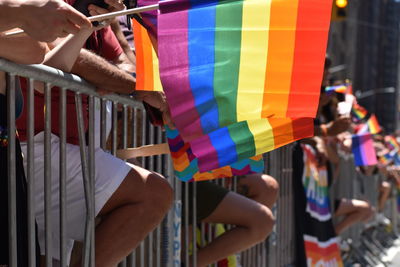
[[2, 57, 299, 267]]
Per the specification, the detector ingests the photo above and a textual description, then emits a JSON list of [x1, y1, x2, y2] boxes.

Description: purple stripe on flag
[[189, 134, 220, 172], [158, 0, 204, 141]]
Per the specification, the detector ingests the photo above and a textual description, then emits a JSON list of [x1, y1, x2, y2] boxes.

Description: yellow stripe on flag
[[247, 119, 275, 155], [236, 0, 271, 121]]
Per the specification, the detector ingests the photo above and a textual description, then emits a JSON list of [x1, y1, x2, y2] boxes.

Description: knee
[[247, 205, 275, 243], [262, 175, 279, 202], [358, 201, 374, 220], [256, 174, 279, 208], [381, 181, 391, 193], [145, 173, 174, 211]]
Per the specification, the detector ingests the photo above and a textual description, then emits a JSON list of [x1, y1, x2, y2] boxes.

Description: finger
[[65, 7, 91, 28], [105, 0, 125, 11], [88, 4, 109, 15], [62, 20, 80, 35]]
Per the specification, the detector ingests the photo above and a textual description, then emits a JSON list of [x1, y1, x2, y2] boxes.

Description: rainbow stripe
[[379, 153, 393, 165], [302, 145, 331, 221], [166, 127, 264, 181], [385, 135, 399, 151], [189, 117, 314, 172], [351, 103, 368, 122], [158, 0, 332, 141], [367, 114, 382, 134], [133, 19, 163, 91], [304, 235, 343, 267], [325, 84, 347, 94], [352, 134, 378, 166]]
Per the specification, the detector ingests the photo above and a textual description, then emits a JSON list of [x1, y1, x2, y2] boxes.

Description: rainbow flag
[[166, 127, 264, 181], [133, 19, 163, 91], [156, 0, 330, 171], [385, 135, 399, 151], [379, 153, 394, 166], [325, 84, 347, 94], [367, 114, 382, 134], [351, 134, 378, 166], [351, 103, 368, 122], [158, 0, 332, 142]]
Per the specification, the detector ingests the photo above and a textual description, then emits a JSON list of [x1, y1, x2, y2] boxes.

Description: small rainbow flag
[[385, 135, 399, 151], [379, 153, 394, 165], [351, 103, 368, 122], [367, 114, 382, 134], [325, 84, 347, 94], [351, 134, 378, 166]]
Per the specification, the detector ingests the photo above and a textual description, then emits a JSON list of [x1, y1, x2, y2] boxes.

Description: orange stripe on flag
[[133, 19, 154, 91], [262, 0, 299, 118]]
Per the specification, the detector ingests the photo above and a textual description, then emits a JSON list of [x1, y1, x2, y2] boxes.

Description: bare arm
[[0, 0, 90, 42], [0, 30, 47, 64], [71, 48, 136, 94], [110, 20, 136, 68]]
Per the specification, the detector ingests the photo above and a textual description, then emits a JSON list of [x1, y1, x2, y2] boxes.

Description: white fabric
[[20, 132, 131, 261]]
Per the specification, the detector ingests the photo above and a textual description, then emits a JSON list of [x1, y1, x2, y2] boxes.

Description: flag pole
[[4, 4, 159, 37]]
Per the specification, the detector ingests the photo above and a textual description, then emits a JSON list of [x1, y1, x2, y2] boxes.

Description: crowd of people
[[1, 0, 399, 267]]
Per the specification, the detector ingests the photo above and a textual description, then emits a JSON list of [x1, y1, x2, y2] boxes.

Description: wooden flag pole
[[5, 4, 159, 37], [116, 143, 170, 160]]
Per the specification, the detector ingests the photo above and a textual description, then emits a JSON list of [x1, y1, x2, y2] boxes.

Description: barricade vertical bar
[[112, 102, 118, 155], [139, 109, 147, 267], [147, 124, 155, 267], [132, 108, 137, 148], [156, 128, 162, 267], [44, 83, 53, 267], [59, 88, 67, 267], [27, 78, 36, 267], [88, 96, 96, 267], [7, 73, 17, 267], [122, 105, 128, 149], [184, 181, 190, 267], [192, 182, 197, 267], [100, 99, 107, 150], [75, 93, 92, 267]]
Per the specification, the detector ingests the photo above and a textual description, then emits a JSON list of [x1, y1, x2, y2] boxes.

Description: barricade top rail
[[0, 57, 144, 109]]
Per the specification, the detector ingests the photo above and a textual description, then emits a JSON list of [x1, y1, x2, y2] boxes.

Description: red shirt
[[17, 1, 123, 145]]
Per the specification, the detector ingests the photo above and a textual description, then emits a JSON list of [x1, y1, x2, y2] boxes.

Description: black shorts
[[183, 181, 230, 224]]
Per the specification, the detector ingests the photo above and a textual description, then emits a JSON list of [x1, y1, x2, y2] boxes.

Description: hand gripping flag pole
[[5, 4, 159, 37]]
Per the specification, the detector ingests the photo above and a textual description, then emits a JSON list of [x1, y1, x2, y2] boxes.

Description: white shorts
[[21, 132, 131, 261]]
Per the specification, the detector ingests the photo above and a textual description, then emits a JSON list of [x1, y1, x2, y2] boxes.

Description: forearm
[[0, 30, 46, 64], [44, 28, 93, 72], [110, 21, 136, 66], [71, 49, 136, 94]]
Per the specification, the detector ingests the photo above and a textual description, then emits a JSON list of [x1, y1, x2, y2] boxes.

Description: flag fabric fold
[[351, 134, 378, 166]]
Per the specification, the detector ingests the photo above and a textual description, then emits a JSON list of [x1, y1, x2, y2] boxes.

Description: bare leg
[[92, 165, 173, 267], [237, 174, 279, 208], [334, 198, 374, 235], [378, 181, 391, 212], [195, 192, 274, 267]]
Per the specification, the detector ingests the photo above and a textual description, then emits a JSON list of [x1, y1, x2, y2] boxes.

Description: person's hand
[[326, 116, 351, 136], [135, 91, 175, 129], [19, 0, 91, 42], [88, 0, 126, 28]]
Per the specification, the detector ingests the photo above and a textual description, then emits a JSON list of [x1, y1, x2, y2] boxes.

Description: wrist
[[320, 124, 328, 137]]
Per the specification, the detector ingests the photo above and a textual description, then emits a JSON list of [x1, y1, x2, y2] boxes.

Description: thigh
[[202, 191, 269, 226], [334, 198, 366, 216]]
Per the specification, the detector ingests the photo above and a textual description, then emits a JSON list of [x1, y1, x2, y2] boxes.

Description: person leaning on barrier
[[183, 174, 278, 267], [0, 30, 47, 267], [13, 1, 173, 266]]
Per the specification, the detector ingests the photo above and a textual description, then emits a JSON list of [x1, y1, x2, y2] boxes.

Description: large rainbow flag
[[133, 0, 331, 174], [155, 0, 331, 171]]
